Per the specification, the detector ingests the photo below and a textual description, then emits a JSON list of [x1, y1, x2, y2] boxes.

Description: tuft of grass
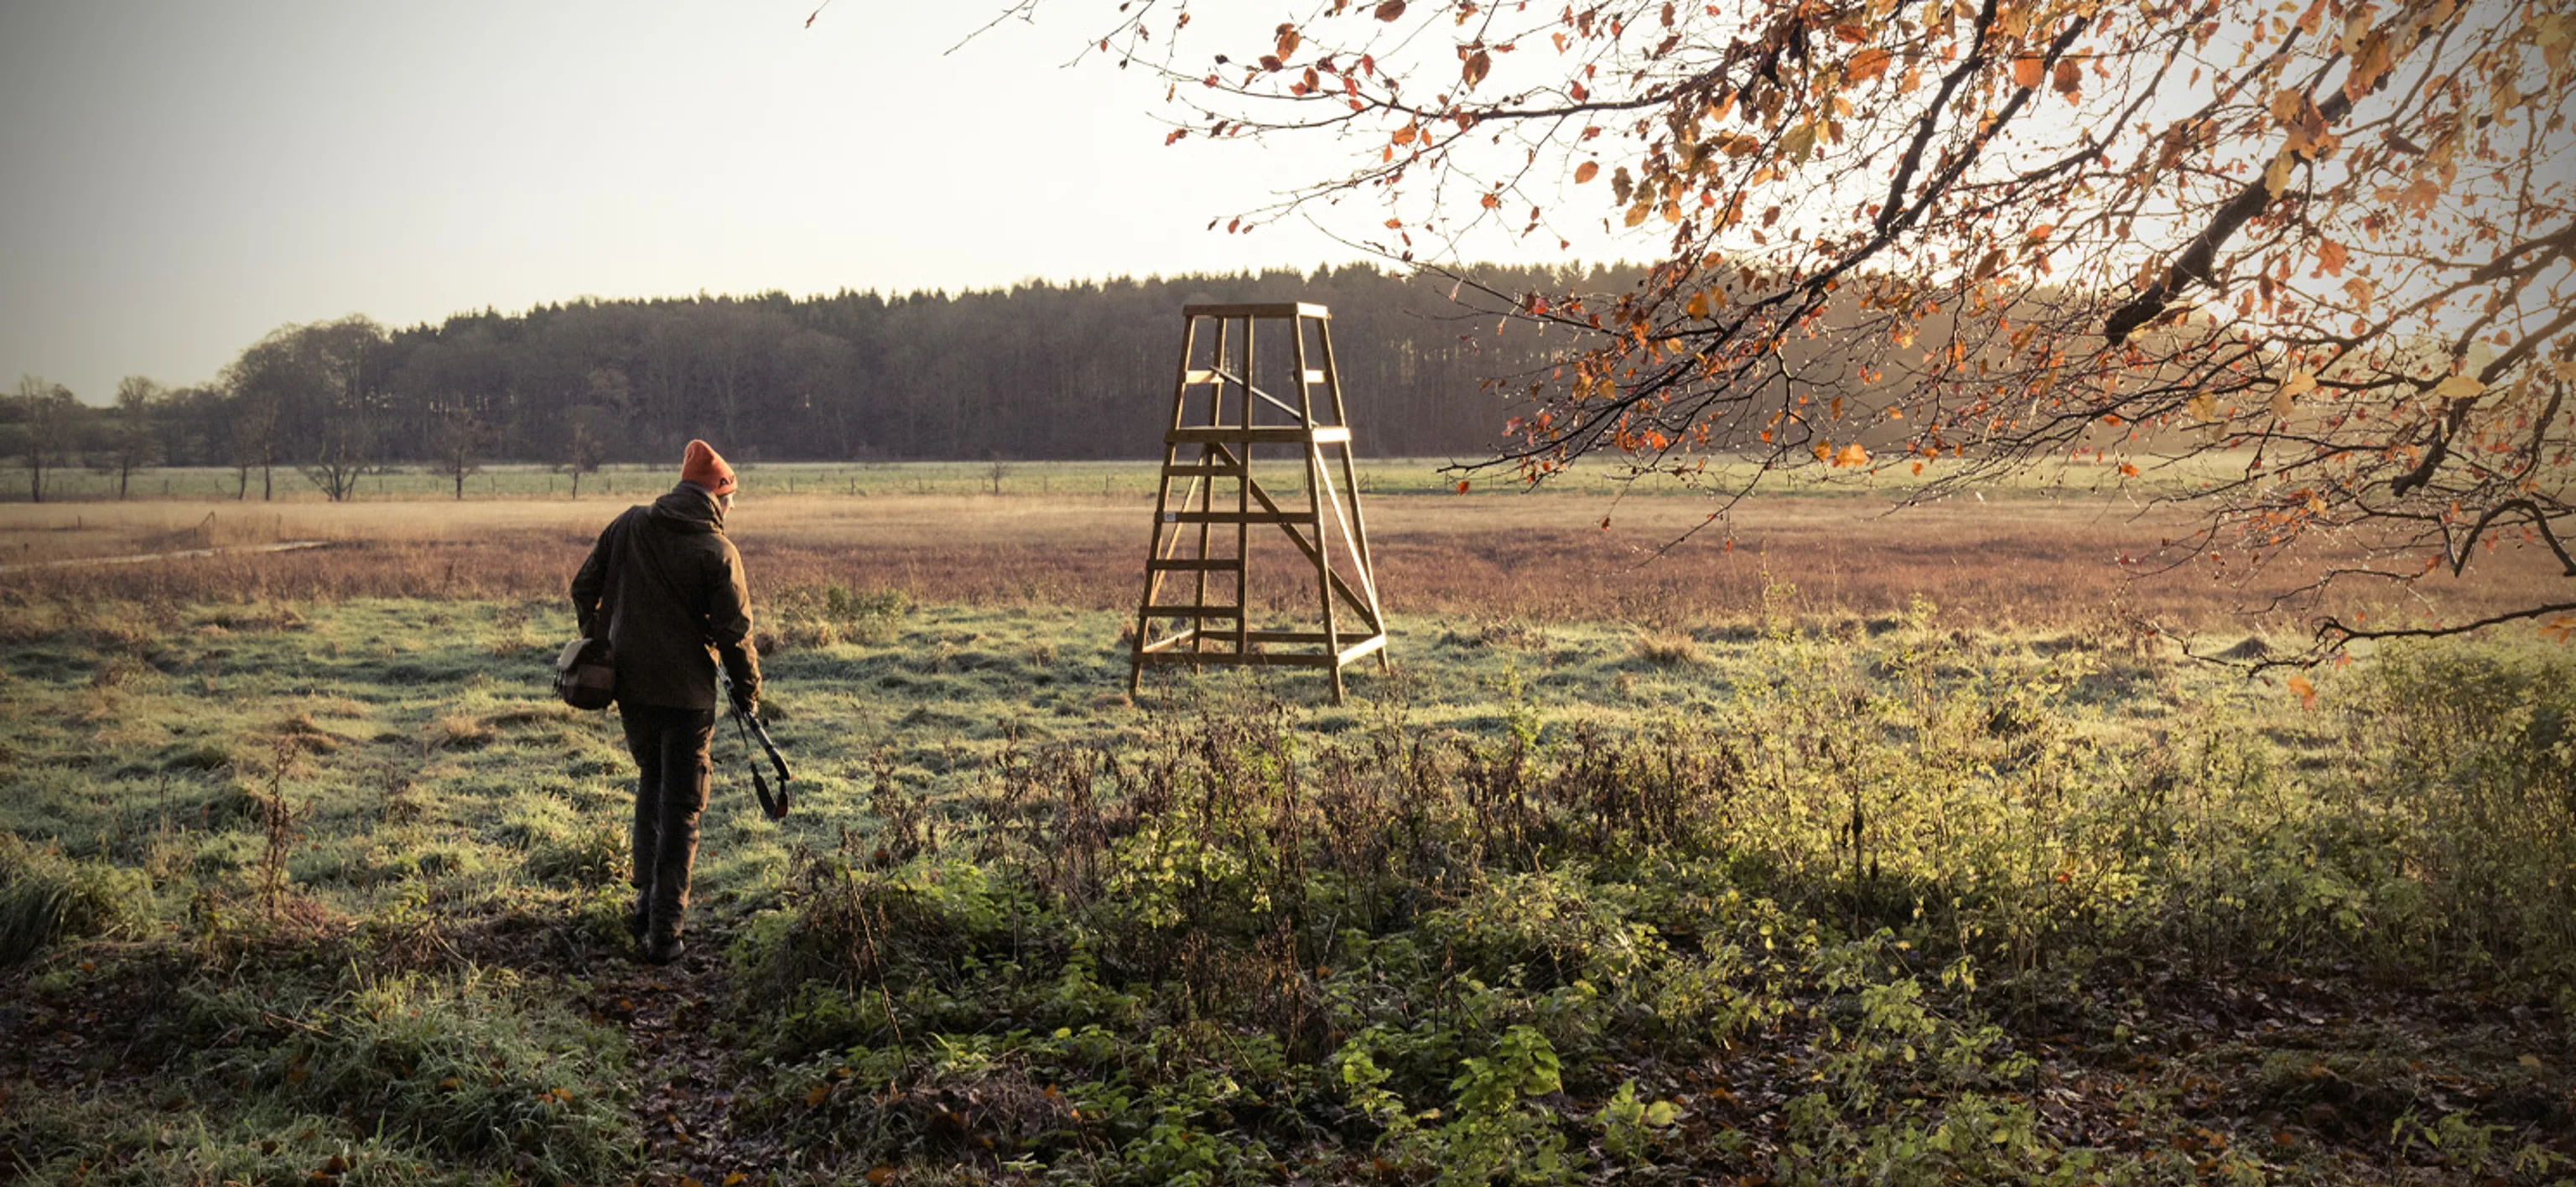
[[523, 825, 626, 888], [1628, 631, 1706, 666], [426, 713, 493, 750], [179, 965, 636, 1180], [0, 837, 152, 965]]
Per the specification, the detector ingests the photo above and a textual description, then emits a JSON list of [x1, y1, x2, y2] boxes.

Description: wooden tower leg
[[1234, 316, 1254, 660], [1291, 314, 1343, 704], [1131, 314, 1203, 696], [1316, 317, 1389, 673], [1192, 316, 1228, 653]]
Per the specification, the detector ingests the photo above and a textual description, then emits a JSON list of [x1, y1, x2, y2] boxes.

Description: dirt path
[[584, 947, 792, 1185], [0, 539, 334, 573]]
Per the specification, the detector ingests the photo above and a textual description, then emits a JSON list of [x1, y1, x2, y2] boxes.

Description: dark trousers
[[620, 702, 716, 941]]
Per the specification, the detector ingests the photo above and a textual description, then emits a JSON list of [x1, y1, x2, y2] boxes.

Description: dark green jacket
[[569, 485, 761, 712]]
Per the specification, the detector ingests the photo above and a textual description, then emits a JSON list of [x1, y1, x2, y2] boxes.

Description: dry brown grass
[[0, 491, 2558, 631]]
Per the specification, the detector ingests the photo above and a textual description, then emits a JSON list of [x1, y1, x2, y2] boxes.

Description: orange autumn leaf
[[1847, 47, 1893, 83], [1574, 160, 1599, 183], [2317, 240, 2349, 276], [2012, 54, 2044, 89]]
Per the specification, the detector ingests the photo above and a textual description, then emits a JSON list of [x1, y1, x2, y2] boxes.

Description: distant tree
[[98, 376, 166, 500], [230, 392, 281, 500], [301, 415, 377, 502], [560, 405, 609, 499], [428, 405, 487, 500], [12, 375, 76, 504]]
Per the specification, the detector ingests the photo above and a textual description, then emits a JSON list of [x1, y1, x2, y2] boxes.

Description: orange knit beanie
[[680, 439, 736, 496]]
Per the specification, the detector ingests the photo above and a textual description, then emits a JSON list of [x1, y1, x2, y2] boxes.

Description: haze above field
[[0, 1, 1568, 404]]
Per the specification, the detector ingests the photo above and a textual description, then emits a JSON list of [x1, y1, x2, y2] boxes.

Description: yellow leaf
[[2263, 149, 2297, 196], [2287, 675, 2317, 708], [1833, 443, 1870, 467], [1779, 121, 1819, 163], [2271, 371, 2314, 421], [2187, 394, 2218, 422], [1685, 291, 1709, 319], [2025, 223, 2054, 243], [2429, 374, 2485, 402], [1847, 47, 1893, 83], [806, 1083, 833, 1107], [2521, 1054, 2545, 1069], [1623, 203, 1651, 227], [725, 1175, 749, 1186]]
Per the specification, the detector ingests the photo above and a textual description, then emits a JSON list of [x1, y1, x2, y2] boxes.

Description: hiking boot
[[626, 899, 649, 944], [643, 933, 686, 966]]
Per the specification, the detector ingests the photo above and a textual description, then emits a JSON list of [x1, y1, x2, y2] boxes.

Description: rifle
[[721, 675, 792, 820]]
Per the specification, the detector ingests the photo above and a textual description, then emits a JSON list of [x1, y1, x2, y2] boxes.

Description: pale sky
[[0, 1, 1473, 404]]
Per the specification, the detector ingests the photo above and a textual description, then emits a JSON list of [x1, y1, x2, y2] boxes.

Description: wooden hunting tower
[[1128, 303, 1388, 702]]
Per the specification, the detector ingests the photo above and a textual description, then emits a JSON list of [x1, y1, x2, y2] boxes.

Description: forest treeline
[[8, 264, 1618, 500]]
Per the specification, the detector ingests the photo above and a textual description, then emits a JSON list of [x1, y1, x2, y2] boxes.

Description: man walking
[[570, 438, 761, 964]]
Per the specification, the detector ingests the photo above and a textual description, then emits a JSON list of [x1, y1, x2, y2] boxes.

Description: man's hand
[[730, 691, 759, 719]]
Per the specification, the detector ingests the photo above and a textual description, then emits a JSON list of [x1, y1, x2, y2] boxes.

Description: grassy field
[[0, 479, 2570, 1185]]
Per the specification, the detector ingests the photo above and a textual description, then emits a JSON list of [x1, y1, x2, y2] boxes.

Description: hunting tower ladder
[[1129, 303, 1388, 702]]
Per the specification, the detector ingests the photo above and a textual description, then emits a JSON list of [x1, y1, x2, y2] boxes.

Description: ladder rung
[[1183, 302, 1331, 319], [1184, 370, 1217, 385], [1149, 559, 1242, 571], [1169, 511, 1316, 525], [1137, 651, 1340, 668], [1142, 604, 1242, 619], [1301, 370, 1325, 385], [1168, 426, 1352, 445]]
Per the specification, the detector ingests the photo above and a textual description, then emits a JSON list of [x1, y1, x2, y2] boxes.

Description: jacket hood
[[648, 484, 725, 534]]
